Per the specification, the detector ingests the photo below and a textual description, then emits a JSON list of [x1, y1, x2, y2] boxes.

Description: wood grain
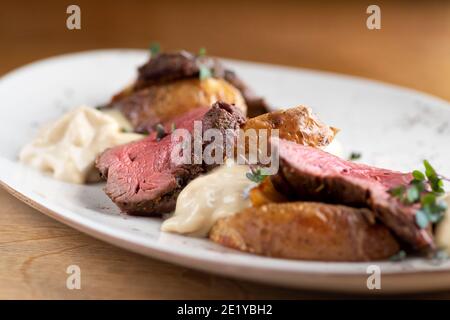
[[0, 0, 449, 299]]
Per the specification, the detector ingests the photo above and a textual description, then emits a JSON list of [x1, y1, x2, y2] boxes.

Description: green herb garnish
[[390, 250, 407, 261], [121, 127, 133, 133], [412, 170, 425, 181], [149, 42, 160, 55], [197, 47, 211, 80], [199, 66, 212, 80], [171, 122, 176, 133], [348, 152, 362, 161], [246, 167, 268, 183], [388, 160, 447, 229], [424, 160, 445, 193], [198, 47, 207, 57], [432, 249, 449, 261]]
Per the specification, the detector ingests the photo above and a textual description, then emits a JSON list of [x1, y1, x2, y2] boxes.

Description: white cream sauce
[[162, 138, 344, 238], [19, 106, 144, 184], [161, 160, 256, 237]]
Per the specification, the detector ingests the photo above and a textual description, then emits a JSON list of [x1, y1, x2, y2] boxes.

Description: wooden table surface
[[1, 0, 449, 299]]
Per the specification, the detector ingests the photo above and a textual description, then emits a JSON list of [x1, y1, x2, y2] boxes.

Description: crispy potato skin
[[210, 202, 400, 261], [112, 78, 247, 132], [243, 106, 338, 148]]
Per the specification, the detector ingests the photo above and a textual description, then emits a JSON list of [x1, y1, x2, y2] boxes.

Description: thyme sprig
[[197, 47, 212, 80], [389, 250, 407, 262], [246, 167, 269, 184], [389, 160, 447, 229]]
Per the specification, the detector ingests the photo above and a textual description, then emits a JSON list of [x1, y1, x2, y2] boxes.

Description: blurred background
[[1, 0, 449, 101]]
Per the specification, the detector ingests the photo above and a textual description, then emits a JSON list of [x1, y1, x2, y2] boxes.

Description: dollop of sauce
[[435, 193, 450, 254], [19, 106, 144, 184], [161, 161, 256, 237]]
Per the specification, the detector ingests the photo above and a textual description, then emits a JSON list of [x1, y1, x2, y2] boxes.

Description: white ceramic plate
[[1, 49, 450, 294]]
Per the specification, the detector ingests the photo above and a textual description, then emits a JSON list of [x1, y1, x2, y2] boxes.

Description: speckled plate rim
[[3, 179, 450, 295]]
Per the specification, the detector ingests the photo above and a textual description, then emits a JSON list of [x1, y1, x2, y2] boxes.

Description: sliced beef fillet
[[134, 51, 269, 116], [134, 51, 225, 89], [96, 102, 245, 216], [106, 51, 267, 127], [271, 138, 434, 250]]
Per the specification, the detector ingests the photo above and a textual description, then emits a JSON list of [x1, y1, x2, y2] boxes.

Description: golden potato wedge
[[243, 106, 338, 148], [210, 202, 400, 261], [110, 78, 247, 133]]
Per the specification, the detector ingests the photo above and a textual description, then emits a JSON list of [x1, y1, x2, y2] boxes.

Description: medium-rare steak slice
[[272, 138, 434, 250], [96, 102, 245, 216], [210, 202, 400, 261]]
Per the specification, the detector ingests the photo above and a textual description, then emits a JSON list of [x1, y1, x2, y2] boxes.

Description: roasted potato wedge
[[210, 202, 400, 261], [132, 51, 268, 117], [109, 78, 247, 133], [243, 106, 338, 148]]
